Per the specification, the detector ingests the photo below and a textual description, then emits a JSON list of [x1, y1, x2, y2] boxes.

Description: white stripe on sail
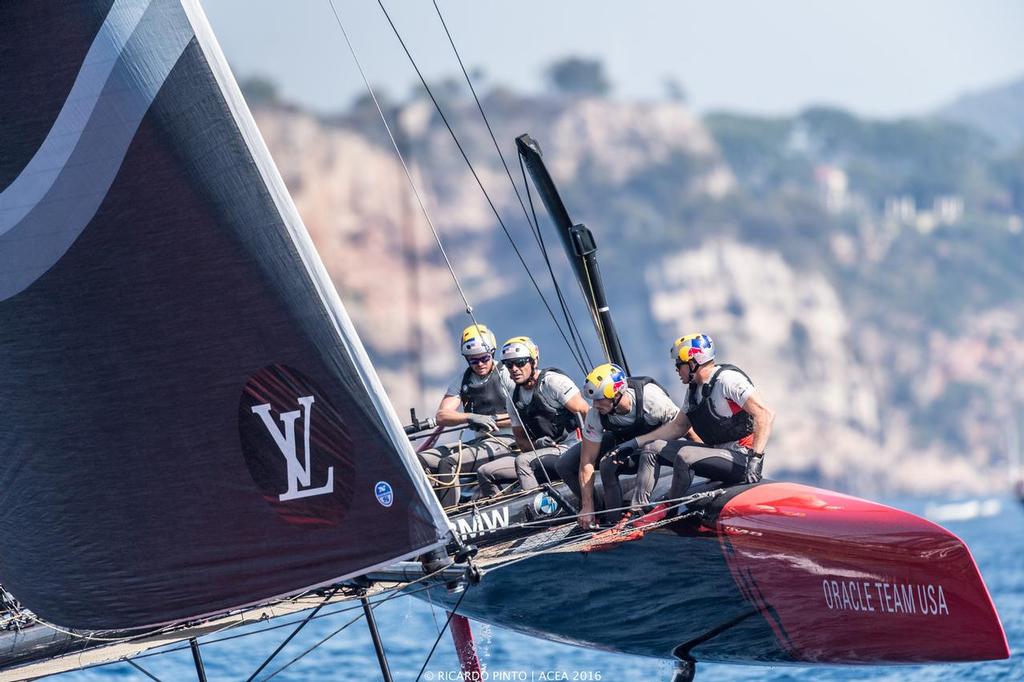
[[0, 0, 150, 234], [0, 0, 193, 301]]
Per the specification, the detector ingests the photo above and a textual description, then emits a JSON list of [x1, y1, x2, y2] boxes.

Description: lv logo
[[251, 396, 335, 501]]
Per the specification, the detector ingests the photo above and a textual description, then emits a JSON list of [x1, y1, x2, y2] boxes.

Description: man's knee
[[514, 453, 534, 478], [599, 456, 619, 478], [476, 462, 496, 484], [638, 448, 661, 468], [438, 453, 460, 474], [555, 446, 579, 478]]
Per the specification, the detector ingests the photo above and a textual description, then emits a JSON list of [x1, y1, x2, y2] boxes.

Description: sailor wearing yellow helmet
[[418, 323, 517, 508], [476, 336, 590, 498], [556, 363, 681, 529], [627, 332, 775, 515]]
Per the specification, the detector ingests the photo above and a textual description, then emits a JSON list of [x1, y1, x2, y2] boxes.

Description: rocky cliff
[[252, 93, 1023, 496]]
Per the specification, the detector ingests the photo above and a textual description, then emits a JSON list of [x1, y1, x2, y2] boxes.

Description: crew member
[[476, 336, 589, 497], [418, 323, 516, 508], [626, 332, 775, 516], [557, 363, 681, 527]]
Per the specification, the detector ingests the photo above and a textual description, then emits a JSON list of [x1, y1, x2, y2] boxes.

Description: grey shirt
[[582, 383, 680, 443], [506, 370, 581, 429]]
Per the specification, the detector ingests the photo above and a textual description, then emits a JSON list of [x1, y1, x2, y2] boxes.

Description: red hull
[[718, 482, 1010, 663]]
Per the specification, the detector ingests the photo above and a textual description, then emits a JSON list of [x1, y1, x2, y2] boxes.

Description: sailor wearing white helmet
[[476, 336, 589, 498], [418, 324, 517, 508]]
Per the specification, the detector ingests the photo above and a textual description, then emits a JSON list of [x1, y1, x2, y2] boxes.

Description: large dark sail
[[0, 0, 449, 630]]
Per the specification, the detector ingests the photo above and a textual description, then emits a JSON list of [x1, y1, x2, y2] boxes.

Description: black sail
[[0, 0, 450, 630]]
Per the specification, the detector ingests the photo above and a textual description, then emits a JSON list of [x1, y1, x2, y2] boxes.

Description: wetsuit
[[476, 369, 581, 496], [638, 364, 758, 504], [418, 364, 515, 507], [555, 378, 679, 521]]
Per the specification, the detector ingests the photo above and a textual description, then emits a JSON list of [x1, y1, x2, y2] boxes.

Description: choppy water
[[62, 496, 1022, 681]]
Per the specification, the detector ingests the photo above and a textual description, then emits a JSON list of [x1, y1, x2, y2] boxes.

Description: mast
[[515, 134, 630, 373]]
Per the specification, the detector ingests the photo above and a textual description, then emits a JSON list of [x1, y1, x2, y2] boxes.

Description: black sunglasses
[[503, 358, 532, 369], [675, 359, 688, 370], [466, 355, 492, 366]]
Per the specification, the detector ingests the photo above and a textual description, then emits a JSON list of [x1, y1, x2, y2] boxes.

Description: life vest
[[685, 364, 755, 447], [459, 366, 506, 416], [512, 368, 578, 443], [599, 376, 666, 445]]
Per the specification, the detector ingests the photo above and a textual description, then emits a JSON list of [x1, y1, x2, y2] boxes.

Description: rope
[[326, 0, 549, 450], [124, 658, 162, 682], [259, 611, 367, 681], [374, 0, 589, 373], [243, 587, 339, 682], [325, 0, 474, 317], [71, 565, 463, 675], [415, 587, 470, 682], [431, 0, 594, 370], [518, 152, 595, 368]]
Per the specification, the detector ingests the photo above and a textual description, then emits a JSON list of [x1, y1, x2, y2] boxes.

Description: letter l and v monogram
[[250, 396, 335, 501]]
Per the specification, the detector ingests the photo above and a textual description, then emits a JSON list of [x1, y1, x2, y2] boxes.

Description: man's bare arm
[[577, 438, 603, 528], [512, 426, 533, 452], [435, 394, 467, 427], [741, 390, 774, 454]]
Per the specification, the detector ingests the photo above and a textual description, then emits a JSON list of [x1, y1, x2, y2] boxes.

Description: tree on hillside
[[239, 75, 280, 106], [545, 56, 611, 97]]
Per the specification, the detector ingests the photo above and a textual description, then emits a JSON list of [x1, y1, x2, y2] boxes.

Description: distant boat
[[1009, 414, 1024, 507], [924, 498, 1002, 522]]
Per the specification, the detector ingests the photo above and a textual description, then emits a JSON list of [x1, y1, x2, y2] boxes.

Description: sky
[[200, 0, 1024, 118]]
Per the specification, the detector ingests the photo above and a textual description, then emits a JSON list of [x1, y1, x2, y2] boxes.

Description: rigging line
[[73, 566, 458, 673], [260, 611, 368, 681], [325, 0, 473, 315], [325, 0, 537, 441], [124, 658, 162, 682], [518, 154, 591, 368], [414, 586, 470, 682], [88, 583, 442, 671], [431, 0, 592, 369], [243, 587, 339, 682], [256, 583, 426, 682], [374, 0, 588, 373], [518, 152, 595, 368]]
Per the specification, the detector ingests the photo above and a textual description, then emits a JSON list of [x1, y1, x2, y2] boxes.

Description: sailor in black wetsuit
[[476, 336, 589, 498], [418, 324, 517, 507], [628, 332, 775, 508], [556, 363, 680, 528]]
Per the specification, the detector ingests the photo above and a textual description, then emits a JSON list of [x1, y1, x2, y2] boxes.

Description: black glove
[[607, 438, 640, 465], [532, 436, 556, 449], [466, 413, 498, 433], [744, 451, 764, 484]]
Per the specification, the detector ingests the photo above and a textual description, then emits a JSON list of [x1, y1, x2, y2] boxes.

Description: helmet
[[460, 324, 497, 357], [671, 333, 715, 366], [500, 336, 539, 363], [584, 363, 627, 400]]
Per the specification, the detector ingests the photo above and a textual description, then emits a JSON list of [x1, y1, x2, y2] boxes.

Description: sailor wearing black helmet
[[558, 362, 681, 529], [418, 323, 517, 508], [629, 333, 775, 512], [476, 336, 589, 498]]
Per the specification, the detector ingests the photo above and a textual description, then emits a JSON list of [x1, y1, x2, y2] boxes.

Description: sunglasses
[[502, 358, 532, 369], [675, 360, 688, 370], [467, 355, 492, 366]]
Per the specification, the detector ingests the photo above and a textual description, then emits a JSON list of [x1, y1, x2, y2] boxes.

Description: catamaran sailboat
[[0, 1, 1010, 680]]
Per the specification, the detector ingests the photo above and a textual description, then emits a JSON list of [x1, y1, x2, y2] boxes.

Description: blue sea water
[[63, 496, 1022, 681]]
